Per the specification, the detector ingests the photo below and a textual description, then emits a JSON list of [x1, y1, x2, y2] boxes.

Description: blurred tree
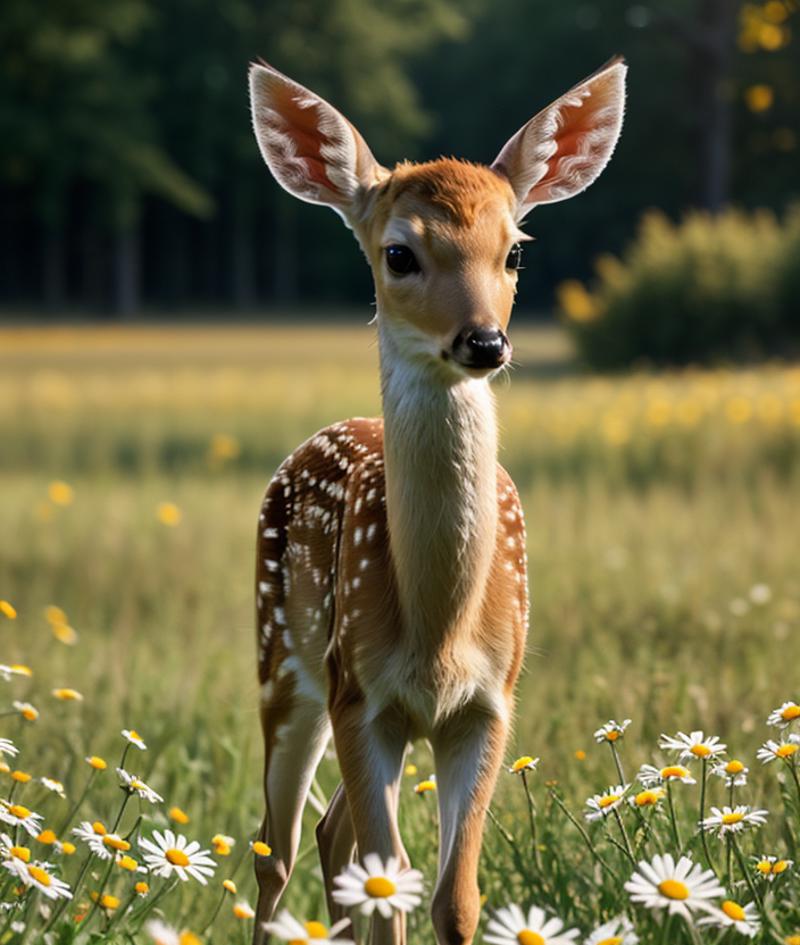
[[0, 0, 212, 314]]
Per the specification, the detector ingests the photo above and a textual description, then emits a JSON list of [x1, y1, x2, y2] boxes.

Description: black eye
[[506, 243, 523, 271], [385, 244, 420, 276]]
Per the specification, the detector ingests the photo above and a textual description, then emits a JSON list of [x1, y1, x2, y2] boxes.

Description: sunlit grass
[[1, 324, 799, 942]]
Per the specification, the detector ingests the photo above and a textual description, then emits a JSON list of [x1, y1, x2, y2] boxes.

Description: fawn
[[248, 57, 626, 945]]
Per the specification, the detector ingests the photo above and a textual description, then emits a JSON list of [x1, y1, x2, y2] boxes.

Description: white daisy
[[332, 853, 423, 919], [0, 665, 31, 682], [584, 785, 629, 822], [767, 701, 800, 729], [144, 920, 196, 945], [484, 903, 580, 945], [585, 915, 639, 945], [1, 838, 32, 882], [753, 854, 793, 881], [17, 861, 72, 900], [0, 739, 18, 758], [658, 731, 726, 761], [72, 821, 113, 859], [698, 899, 760, 938], [593, 720, 632, 743], [711, 759, 748, 788], [757, 734, 800, 764], [637, 764, 696, 787], [263, 909, 354, 944], [121, 729, 147, 751], [116, 768, 163, 804], [40, 777, 66, 798], [139, 829, 216, 884], [625, 854, 723, 920], [701, 805, 768, 838], [0, 801, 43, 837]]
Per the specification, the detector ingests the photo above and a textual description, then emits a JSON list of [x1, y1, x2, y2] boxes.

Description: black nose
[[453, 327, 510, 369]]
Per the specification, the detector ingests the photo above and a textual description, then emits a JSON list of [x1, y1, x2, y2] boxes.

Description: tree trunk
[[42, 225, 66, 312], [695, 0, 738, 212], [113, 225, 140, 319], [273, 197, 298, 303], [232, 181, 255, 310]]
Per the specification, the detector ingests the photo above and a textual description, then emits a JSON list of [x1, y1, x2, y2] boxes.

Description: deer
[[248, 56, 626, 945]]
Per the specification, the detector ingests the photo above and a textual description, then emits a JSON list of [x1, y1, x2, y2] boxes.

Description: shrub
[[560, 208, 798, 369]]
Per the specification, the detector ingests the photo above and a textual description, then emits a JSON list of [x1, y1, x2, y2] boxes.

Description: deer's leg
[[254, 696, 331, 945], [332, 704, 409, 945], [316, 781, 356, 935], [429, 708, 508, 945]]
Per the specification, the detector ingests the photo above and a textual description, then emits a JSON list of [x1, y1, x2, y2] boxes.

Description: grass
[[1, 323, 799, 942]]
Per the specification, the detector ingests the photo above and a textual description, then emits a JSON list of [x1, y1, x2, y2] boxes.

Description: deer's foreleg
[[429, 707, 509, 945], [332, 702, 409, 945]]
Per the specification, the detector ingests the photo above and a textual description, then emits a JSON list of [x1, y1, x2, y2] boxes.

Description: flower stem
[[520, 771, 543, 873], [58, 769, 97, 835], [666, 782, 682, 851], [698, 759, 715, 872], [610, 741, 626, 785], [612, 807, 636, 865], [731, 833, 763, 911], [550, 790, 620, 883]]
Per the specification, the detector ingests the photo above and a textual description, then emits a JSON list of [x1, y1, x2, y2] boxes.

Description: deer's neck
[[378, 322, 498, 645]]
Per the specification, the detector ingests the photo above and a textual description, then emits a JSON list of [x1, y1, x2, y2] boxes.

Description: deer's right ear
[[249, 62, 388, 223]]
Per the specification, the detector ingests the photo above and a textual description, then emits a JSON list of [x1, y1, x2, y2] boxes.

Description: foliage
[[560, 207, 800, 368]]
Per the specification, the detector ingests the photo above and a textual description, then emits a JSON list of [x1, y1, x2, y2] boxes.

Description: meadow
[[1, 322, 799, 944]]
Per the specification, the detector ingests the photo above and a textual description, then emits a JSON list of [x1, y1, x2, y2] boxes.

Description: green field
[[2, 324, 800, 943]]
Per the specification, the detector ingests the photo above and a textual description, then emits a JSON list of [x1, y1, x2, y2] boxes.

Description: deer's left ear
[[491, 57, 627, 221]]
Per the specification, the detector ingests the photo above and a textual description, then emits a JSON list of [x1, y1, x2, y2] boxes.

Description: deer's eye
[[385, 244, 420, 276], [505, 243, 523, 270]]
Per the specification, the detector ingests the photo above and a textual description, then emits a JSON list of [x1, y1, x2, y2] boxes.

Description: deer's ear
[[491, 57, 626, 221], [249, 61, 388, 223]]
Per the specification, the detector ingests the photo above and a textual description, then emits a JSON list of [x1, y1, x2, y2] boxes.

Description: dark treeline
[[0, 0, 797, 317]]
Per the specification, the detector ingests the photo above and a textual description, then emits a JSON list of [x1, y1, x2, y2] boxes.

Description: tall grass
[[1, 325, 799, 942]]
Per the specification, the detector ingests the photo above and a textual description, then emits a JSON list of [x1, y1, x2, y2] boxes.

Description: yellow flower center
[[92, 821, 107, 836], [364, 876, 397, 898], [131, 780, 146, 791], [166, 848, 191, 867], [722, 900, 746, 922], [785, 936, 800, 945], [223, 879, 237, 894], [103, 835, 131, 851], [512, 756, 534, 772], [726, 760, 745, 774], [415, 780, 436, 794], [252, 841, 271, 856], [722, 812, 744, 825], [9, 805, 30, 819], [605, 731, 620, 742], [28, 865, 52, 887], [11, 771, 31, 783], [658, 879, 690, 900], [690, 744, 711, 758], [101, 894, 120, 909], [135, 881, 149, 895], [516, 931, 545, 945], [598, 794, 620, 809], [117, 855, 138, 871], [305, 922, 329, 938], [781, 705, 800, 721], [10, 846, 30, 862], [179, 935, 201, 945], [777, 744, 798, 758], [757, 860, 772, 874], [773, 860, 790, 874], [597, 938, 623, 945], [660, 766, 690, 779], [37, 830, 57, 845], [635, 790, 663, 806]]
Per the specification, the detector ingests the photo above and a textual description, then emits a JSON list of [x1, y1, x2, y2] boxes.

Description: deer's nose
[[452, 327, 511, 370]]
